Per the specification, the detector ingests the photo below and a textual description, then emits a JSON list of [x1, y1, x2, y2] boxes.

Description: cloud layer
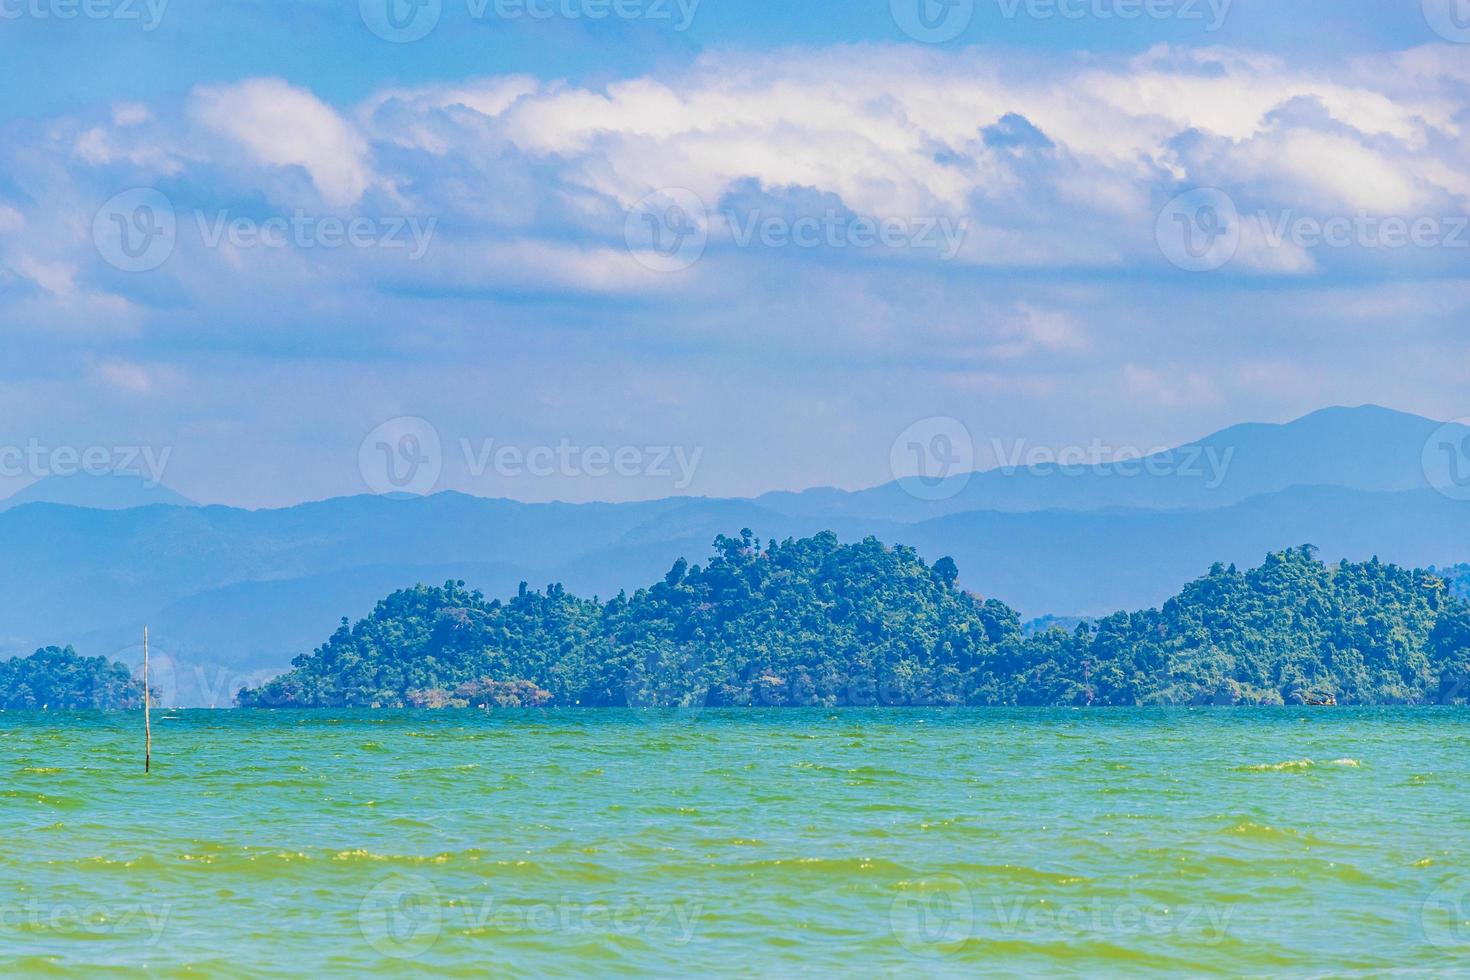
[[0, 42, 1467, 506]]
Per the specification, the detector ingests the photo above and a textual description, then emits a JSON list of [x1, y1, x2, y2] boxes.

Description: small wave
[[3, 790, 84, 808], [1237, 759, 1315, 772], [1237, 758, 1360, 773], [1227, 821, 1302, 840]]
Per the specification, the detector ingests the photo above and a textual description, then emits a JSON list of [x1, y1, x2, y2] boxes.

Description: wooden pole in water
[[144, 627, 152, 774]]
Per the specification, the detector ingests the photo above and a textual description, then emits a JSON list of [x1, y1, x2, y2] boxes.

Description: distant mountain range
[[3, 404, 1467, 705], [761, 404, 1463, 520], [0, 474, 197, 512]]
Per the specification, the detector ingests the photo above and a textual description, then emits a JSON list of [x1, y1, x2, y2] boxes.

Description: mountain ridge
[[2, 404, 1466, 703]]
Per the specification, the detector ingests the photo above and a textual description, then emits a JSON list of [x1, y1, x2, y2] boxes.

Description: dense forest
[[0, 646, 146, 710], [236, 532, 1470, 709]]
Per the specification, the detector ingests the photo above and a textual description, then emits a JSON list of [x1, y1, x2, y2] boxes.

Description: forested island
[[0, 646, 146, 710], [235, 531, 1470, 709]]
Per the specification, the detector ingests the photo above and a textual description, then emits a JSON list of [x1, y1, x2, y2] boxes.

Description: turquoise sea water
[[2, 709, 1469, 976]]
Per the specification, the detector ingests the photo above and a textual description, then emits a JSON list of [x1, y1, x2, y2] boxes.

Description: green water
[[3, 709, 1469, 976]]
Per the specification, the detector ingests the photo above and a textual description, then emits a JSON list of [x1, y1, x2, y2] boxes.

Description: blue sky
[[0, 0, 1468, 506], [0, 1, 1454, 120]]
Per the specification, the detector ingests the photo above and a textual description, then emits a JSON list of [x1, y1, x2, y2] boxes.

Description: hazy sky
[[0, 0, 1467, 507]]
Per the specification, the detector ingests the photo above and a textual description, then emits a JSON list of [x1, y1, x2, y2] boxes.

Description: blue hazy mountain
[[25, 485, 1469, 704], [2, 405, 1467, 703], [897, 486, 1470, 617], [757, 405, 1463, 521], [0, 474, 197, 512]]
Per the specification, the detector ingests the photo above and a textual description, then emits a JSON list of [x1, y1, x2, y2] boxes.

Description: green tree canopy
[[235, 535, 1470, 709], [0, 646, 145, 710]]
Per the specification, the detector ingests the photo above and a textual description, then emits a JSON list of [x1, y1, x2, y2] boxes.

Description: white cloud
[[1124, 364, 1222, 407], [112, 103, 151, 127], [5, 43, 1462, 308], [96, 360, 160, 395], [0, 42, 1466, 382], [341, 44, 1469, 272], [13, 255, 77, 296], [189, 78, 371, 207]]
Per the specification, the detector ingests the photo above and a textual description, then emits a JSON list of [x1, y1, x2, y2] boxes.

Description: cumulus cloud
[[189, 78, 372, 208], [0, 42, 1467, 504], [338, 42, 1469, 275], [95, 360, 165, 395], [2, 43, 1465, 313]]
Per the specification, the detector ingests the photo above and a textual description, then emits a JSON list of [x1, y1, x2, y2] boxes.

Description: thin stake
[[144, 627, 151, 774]]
